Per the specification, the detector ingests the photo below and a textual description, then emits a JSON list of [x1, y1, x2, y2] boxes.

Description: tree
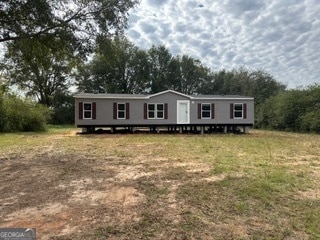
[[3, 36, 77, 107], [77, 36, 149, 94], [0, 80, 7, 130], [4, 96, 50, 132], [169, 55, 211, 95], [250, 70, 286, 106], [200, 68, 285, 101], [255, 85, 320, 133], [50, 90, 75, 125], [147, 45, 174, 93], [0, 88, 50, 132], [0, 0, 139, 45], [198, 69, 234, 95], [297, 85, 320, 133], [1, 0, 139, 106]]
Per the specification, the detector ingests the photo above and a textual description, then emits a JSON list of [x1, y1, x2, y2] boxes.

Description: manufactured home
[[74, 90, 254, 133]]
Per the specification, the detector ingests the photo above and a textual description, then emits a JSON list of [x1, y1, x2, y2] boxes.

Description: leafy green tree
[[78, 43, 214, 95], [77, 36, 149, 94], [256, 85, 320, 133], [1, 0, 139, 107], [147, 45, 174, 93], [250, 70, 286, 106], [167, 55, 211, 95], [0, 94, 50, 132], [299, 85, 320, 133], [50, 90, 75, 125], [198, 69, 234, 95], [0, 0, 139, 44], [0, 70, 50, 131], [300, 110, 320, 133], [200, 67, 285, 100], [3, 37, 77, 107], [0, 81, 6, 130]]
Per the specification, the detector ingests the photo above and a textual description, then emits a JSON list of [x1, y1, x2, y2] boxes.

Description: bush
[[0, 94, 51, 132], [256, 84, 320, 133], [49, 92, 74, 125], [300, 110, 320, 133]]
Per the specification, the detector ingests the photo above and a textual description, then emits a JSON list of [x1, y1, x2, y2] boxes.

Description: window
[[157, 104, 164, 118], [83, 103, 92, 119], [113, 102, 129, 119], [201, 104, 211, 119], [79, 102, 96, 120], [198, 103, 214, 119], [234, 103, 243, 118], [117, 103, 126, 119], [148, 103, 164, 119]]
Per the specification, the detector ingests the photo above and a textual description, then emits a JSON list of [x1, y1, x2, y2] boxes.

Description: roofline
[[148, 90, 192, 99], [73, 90, 191, 99], [74, 90, 254, 100], [193, 96, 254, 100], [73, 95, 147, 99]]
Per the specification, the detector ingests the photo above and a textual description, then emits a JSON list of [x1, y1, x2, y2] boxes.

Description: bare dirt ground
[[1, 129, 319, 239]]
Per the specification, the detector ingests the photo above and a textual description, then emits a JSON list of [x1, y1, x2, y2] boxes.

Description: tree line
[[0, 0, 319, 133], [257, 85, 320, 132], [77, 36, 286, 103]]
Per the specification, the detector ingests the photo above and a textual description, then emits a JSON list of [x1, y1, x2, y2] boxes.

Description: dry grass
[[0, 127, 319, 239]]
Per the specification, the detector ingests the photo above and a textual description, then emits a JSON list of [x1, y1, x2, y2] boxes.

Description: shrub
[[49, 92, 75, 125], [256, 84, 320, 133], [0, 94, 51, 132], [300, 110, 320, 133]]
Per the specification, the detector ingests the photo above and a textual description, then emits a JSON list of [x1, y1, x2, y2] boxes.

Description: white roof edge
[[73, 91, 254, 100], [194, 97, 254, 100], [73, 95, 148, 99], [148, 90, 192, 99]]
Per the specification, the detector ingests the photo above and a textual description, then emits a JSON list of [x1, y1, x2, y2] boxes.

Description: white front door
[[177, 100, 190, 124]]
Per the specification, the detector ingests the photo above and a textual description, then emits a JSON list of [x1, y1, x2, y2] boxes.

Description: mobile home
[[74, 90, 254, 133]]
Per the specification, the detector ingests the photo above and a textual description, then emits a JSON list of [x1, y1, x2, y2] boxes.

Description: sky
[[126, 0, 320, 88]]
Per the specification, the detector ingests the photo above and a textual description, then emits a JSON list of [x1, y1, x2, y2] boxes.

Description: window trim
[[233, 103, 243, 119], [83, 102, 92, 119], [117, 102, 126, 119], [201, 103, 211, 119], [147, 103, 164, 119]]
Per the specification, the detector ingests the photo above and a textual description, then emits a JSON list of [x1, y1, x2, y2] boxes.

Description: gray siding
[[74, 91, 254, 127], [190, 99, 254, 124]]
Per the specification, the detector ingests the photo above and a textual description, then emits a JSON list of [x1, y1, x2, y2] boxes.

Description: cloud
[[127, 29, 141, 39], [126, 0, 320, 88], [224, 0, 266, 16], [147, 0, 168, 7], [138, 21, 157, 34]]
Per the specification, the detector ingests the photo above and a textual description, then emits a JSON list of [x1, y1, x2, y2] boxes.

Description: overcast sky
[[126, 0, 320, 88]]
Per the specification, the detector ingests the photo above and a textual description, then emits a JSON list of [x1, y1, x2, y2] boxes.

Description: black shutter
[[144, 103, 147, 119], [211, 103, 215, 119], [113, 103, 117, 119], [243, 103, 247, 119], [79, 102, 83, 119], [164, 103, 168, 119], [126, 103, 130, 119], [230, 103, 234, 119], [198, 103, 201, 119], [92, 102, 96, 119]]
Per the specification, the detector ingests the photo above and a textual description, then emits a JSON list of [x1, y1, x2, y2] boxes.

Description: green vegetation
[[0, 128, 319, 239], [256, 84, 320, 133], [0, 93, 50, 132], [1, 1, 319, 133]]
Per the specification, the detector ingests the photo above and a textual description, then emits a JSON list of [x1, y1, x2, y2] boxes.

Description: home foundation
[[78, 124, 253, 134]]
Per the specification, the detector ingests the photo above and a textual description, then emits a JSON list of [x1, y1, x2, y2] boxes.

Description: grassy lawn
[[0, 127, 319, 239]]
